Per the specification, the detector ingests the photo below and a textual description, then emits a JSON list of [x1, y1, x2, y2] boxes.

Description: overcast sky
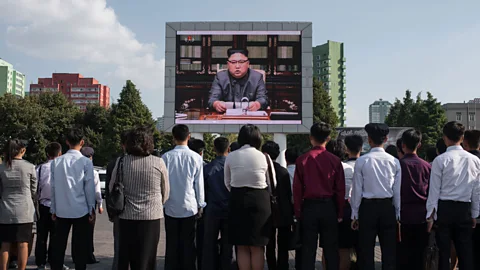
[[1, 0, 479, 126]]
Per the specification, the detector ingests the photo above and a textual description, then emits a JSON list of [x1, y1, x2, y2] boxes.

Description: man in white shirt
[[34, 142, 64, 270], [426, 121, 480, 270], [162, 124, 205, 270], [344, 134, 363, 169], [50, 128, 96, 270], [79, 147, 103, 265], [350, 123, 401, 270]]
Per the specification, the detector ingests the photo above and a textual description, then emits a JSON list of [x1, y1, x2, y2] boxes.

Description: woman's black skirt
[[228, 187, 272, 246]]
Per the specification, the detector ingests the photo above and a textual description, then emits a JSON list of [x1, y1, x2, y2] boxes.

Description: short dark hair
[[464, 130, 480, 150], [285, 148, 300, 164], [65, 127, 84, 146], [443, 121, 465, 143], [214, 137, 230, 154], [436, 138, 447, 154], [385, 145, 398, 159], [396, 138, 404, 154], [188, 138, 206, 154], [425, 146, 438, 162], [344, 135, 363, 154], [120, 130, 130, 145], [238, 124, 262, 149], [310, 122, 331, 144], [45, 142, 62, 158], [227, 48, 249, 58], [401, 129, 422, 151], [172, 124, 190, 142], [326, 139, 347, 160], [126, 126, 155, 156], [229, 142, 240, 152], [262, 141, 280, 160]]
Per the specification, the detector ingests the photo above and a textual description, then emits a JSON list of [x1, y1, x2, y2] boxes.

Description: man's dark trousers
[[51, 215, 90, 270], [266, 227, 290, 270], [398, 223, 429, 270], [35, 204, 55, 266], [202, 214, 233, 270], [358, 198, 396, 270], [196, 216, 204, 270], [301, 199, 339, 270], [436, 200, 474, 270], [164, 215, 196, 270]]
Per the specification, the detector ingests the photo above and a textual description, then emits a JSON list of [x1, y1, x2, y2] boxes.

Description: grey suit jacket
[[208, 69, 268, 109], [0, 159, 37, 224]]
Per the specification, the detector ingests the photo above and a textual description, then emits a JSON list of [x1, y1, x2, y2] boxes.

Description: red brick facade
[[30, 73, 110, 110]]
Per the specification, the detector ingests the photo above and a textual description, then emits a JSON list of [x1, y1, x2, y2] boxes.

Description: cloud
[[0, 0, 164, 115]]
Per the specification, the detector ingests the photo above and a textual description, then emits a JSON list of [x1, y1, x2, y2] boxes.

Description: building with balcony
[[369, 99, 392, 124], [30, 73, 110, 110], [313, 41, 347, 126], [0, 58, 26, 98], [443, 101, 480, 130]]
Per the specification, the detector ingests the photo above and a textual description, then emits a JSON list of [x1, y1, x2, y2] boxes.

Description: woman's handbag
[[265, 154, 281, 228], [107, 156, 126, 216]]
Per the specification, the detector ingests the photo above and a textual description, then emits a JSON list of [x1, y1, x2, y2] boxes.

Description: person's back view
[[162, 124, 205, 270], [49, 128, 96, 270]]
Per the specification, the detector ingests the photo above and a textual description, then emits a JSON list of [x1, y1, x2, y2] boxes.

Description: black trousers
[[35, 205, 55, 266], [301, 199, 339, 270], [358, 198, 396, 270], [436, 200, 473, 270], [202, 215, 233, 270], [51, 215, 90, 270], [196, 216, 204, 270], [164, 215, 196, 270], [266, 226, 290, 270], [397, 223, 429, 270], [112, 217, 120, 270], [117, 219, 161, 270], [473, 223, 480, 270], [86, 214, 96, 261]]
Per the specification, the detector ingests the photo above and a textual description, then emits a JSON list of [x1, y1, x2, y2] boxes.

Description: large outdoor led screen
[[174, 30, 302, 125]]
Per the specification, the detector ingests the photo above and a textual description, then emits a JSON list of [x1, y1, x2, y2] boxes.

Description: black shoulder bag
[[107, 156, 126, 216]]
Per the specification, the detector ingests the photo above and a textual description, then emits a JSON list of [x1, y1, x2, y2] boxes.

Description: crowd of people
[[0, 120, 480, 270]]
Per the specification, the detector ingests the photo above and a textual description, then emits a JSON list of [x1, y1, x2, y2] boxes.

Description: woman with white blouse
[[225, 124, 276, 270]]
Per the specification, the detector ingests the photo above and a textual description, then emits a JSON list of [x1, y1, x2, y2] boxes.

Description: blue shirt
[[50, 150, 96, 218], [162, 145, 206, 218], [204, 156, 229, 219]]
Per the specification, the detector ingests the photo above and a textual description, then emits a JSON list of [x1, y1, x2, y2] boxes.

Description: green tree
[[287, 78, 338, 151], [202, 133, 216, 162], [79, 105, 111, 166], [106, 80, 156, 162], [385, 90, 447, 157], [35, 92, 82, 146], [0, 94, 48, 164]]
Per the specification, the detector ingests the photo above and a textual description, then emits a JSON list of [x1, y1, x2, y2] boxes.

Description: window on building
[[469, 112, 475, 122], [469, 126, 475, 130], [316, 55, 321, 60], [456, 112, 462, 121]]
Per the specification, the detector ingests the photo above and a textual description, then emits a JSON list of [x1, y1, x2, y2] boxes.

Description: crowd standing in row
[[0, 120, 480, 270]]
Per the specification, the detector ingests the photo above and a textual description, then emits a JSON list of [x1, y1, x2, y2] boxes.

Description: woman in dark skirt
[[0, 139, 37, 270], [225, 125, 276, 270]]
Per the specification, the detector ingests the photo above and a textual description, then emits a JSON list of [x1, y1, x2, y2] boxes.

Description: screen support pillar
[[191, 133, 204, 141], [273, 133, 287, 168]]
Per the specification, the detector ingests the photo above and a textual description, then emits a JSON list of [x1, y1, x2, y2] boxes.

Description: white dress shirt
[[162, 145, 205, 218], [50, 150, 96, 218], [426, 145, 480, 219], [37, 160, 53, 207], [342, 162, 354, 200], [351, 147, 402, 220], [94, 170, 103, 208]]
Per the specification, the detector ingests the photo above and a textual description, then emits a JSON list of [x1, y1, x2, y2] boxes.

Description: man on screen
[[208, 48, 268, 113]]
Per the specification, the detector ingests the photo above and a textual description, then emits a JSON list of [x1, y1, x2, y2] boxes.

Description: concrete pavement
[[25, 213, 382, 269]]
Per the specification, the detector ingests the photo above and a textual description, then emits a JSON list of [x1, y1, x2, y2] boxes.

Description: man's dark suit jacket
[[208, 69, 268, 109], [273, 161, 294, 228]]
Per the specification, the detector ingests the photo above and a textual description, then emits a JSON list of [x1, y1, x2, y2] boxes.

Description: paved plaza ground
[[25, 213, 383, 269]]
